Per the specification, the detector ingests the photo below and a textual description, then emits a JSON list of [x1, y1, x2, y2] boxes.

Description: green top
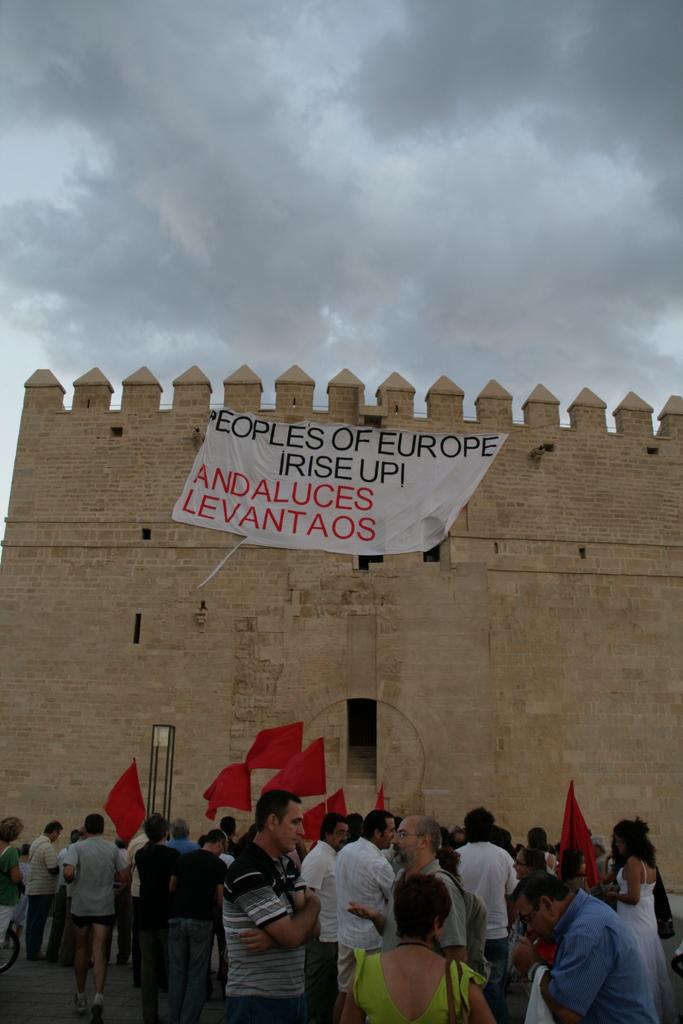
[[0, 846, 20, 906], [353, 949, 485, 1024]]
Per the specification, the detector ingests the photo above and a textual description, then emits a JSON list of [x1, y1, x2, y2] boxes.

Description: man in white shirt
[[333, 809, 395, 1024], [457, 807, 516, 1024], [300, 812, 349, 1024]]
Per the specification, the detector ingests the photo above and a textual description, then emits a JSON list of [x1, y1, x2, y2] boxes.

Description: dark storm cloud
[[0, 0, 681, 424]]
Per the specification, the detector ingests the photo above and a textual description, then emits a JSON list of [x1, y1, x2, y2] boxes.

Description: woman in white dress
[[605, 818, 676, 1024]]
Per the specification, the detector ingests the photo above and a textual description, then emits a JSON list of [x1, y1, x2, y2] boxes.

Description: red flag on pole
[[204, 762, 252, 819], [246, 723, 304, 771], [261, 738, 326, 797], [302, 799, 327, 840], [104, 759, 146, 843], [327, 788, 348, 816], [558, 780, 600, 887], [374, 784, 385, 810]]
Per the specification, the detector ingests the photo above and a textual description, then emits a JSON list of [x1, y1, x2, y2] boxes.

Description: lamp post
[[147, 724, 175, 820]]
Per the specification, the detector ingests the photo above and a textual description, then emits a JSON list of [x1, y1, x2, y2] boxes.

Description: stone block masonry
[[1, 364, 681, 886]]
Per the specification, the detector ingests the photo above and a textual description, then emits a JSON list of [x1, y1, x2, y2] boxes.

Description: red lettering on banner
[[251, 479, 272, 501], [292, 483, 312, 506], [230, 473, 250, 497], [306, 514, 328, 537], [287, 509, 306, 533], [313, 484, 334, 508], [193, 465, 209, 486], [221, 501, 241, 523], [273, 481, 289, 503], [239, 506, 260, 529], [355, 487, 374, 511], [211, 468, 231, 492], [357, 517, 376, 541], [332, 516, 355, 539], [335, 485, 354, 510], [198, 495, 218, 519], [263, 508, 285, 532], [182, 489, 197, 514]]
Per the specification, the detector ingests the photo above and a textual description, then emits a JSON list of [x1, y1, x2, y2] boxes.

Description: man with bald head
[[347, 814, 467, 963]]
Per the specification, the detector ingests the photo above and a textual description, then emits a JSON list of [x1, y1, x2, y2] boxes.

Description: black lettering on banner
[[232, 415, 253, 438], [313, 455, 333, 478], [269, 422, 285, 447], [482, 435, 500, 456], [359, 460, 379, 483], [252, 419, 270, 439], [307, 426, 324, 450], [463, 436, 481, 456], [417, 435, 436, 457], [397, 433, 417, 457], [380, 462, 399, 483], [440, 436, 462, 458], [378, 431, 396, 455], [334, 456, 353, 480], [209, 410, 217, 421], [331, 427, 354, 451], [285, 453, 306, 476], [287, 424, 306, 448], [354, 429, 372, 451], [215, 409, 233, 433]]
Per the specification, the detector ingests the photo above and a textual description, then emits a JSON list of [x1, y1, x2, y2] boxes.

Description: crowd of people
[[0, 798, 680, 1024]]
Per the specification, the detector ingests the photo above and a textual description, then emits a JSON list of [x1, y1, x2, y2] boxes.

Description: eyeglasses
[[518, 905, 539, 925], [395, 831, 421, 840]]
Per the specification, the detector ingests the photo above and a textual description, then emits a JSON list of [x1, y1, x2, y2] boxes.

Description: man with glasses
[[300, 812, 349, 1024], [348, 815, 468, 964], [334, 809, 395, 1024], [511, 871, 658, 1024]]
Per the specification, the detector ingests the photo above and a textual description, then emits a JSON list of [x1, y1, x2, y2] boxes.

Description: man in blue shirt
[[511, 871, 657, 1024]]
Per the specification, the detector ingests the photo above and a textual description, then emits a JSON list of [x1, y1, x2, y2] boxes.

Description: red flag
[[558, 780, 600, 887], [205, 762, 252, 820], [104, 759, 146, 843], [261, 738, 326, 797], [302, 799, 327, 840], [374, 784, 385, 810], [327, 788, 348, 816], [246, 723, 304, 771]]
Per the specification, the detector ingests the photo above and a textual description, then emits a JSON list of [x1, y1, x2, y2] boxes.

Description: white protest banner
[[172, 409, 507, 555]]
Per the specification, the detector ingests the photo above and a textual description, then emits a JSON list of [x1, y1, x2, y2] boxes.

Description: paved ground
[[1, 929, 530, 1023]]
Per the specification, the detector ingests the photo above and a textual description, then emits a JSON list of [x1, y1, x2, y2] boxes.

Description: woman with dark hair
[[526, 828, 556, 874], [604, 818, 675, 1024], [560, 849, 589, 894], [341, 874, 493, 1024], [514, 847, 546, 881]]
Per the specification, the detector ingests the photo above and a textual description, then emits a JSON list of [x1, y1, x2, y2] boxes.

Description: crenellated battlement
[[22, 364, 683, 439]]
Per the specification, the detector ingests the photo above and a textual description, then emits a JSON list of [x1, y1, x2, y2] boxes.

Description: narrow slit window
[[647, 447, 659, 455], [423, 545, 440, 563], [111, 426, 123, 437], [142, 528, 152, 540], [133, 613, 142, 643], [579, 547, 587, 559]]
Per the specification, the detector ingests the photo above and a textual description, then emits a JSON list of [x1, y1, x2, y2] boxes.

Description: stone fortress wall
[[1, 363, 681, 884]]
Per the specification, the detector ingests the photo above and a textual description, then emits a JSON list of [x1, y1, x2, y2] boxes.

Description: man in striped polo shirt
[[223, 789, 321, 1024]]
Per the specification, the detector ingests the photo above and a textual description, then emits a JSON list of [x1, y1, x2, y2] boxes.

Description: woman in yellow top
[[341, 874, 494, 1024]]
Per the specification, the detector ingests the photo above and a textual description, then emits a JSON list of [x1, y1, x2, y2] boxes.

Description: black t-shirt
[[135, 843, 181, 931], [170, 849, 227, 922]]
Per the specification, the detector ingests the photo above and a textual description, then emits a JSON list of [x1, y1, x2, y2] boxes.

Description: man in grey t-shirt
[[63, 813, 129, 1020]]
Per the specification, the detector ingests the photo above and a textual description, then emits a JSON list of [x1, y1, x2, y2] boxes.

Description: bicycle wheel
[[0, 928, 20, 973]]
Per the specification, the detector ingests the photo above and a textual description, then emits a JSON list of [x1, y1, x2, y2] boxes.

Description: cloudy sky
[[1, 0, 681, 522]]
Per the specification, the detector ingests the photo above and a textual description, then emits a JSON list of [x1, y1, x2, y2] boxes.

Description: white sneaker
[[73, 993, 88, 1015]]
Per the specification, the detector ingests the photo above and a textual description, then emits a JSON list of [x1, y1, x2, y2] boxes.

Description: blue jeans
[[483, 937, 510, 1024], [226, 994, 307, 1024], [168, 917, 213, 1024], [25, 893, 55, 959]]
